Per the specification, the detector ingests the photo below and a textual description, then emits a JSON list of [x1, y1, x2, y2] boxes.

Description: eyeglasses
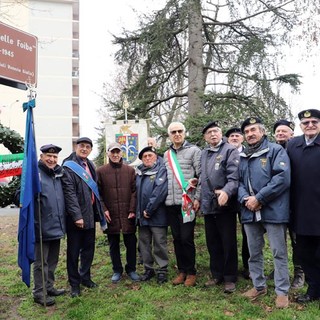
[[301, 120, 319, 126], [170, 129, 184, 135]]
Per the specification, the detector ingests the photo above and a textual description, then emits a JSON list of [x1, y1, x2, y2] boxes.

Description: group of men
[[28, 108, 320, 310]]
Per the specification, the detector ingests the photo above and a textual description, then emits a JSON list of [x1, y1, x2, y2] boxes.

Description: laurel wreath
[[0, 124, 24, 207]]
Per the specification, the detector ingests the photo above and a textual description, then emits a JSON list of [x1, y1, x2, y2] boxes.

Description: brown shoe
[[172, 273, 186, 285], [275, 295, 289, 308], [224, 282, 236, 293], [184, 275, 196, 287], [204, 278, 222, 287], [242, 287, 267, 301]]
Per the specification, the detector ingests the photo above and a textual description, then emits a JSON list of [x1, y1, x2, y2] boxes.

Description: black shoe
[[47, 288, 66, 296], [141, 269, 155, 281], [157, 273, 167, 284], [34, 295, 55, 306], [70, 286, 81, 298], [242, 269, 250, 280], [81, 280, 98, 288], [296, 293, 319, 304]]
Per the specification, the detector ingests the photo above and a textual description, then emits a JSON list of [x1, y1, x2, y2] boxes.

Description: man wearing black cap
[[135, 146, 169, 284], [273, 119, 294, 149], [62, 137, 104, 297], [238, 118, 290, 308], [97, 142, 139, 283], [225, 127, 250, 280], [33, 144, 66, 306], [287, 109, 320, 303], [200, 122, 240, 293]]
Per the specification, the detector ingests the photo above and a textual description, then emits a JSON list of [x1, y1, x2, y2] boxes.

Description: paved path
[[0, 206, 19, 216]]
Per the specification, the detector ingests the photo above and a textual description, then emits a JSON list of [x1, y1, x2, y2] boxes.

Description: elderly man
[[97, 142, 139, 283], [164, 121, 201, 287], [136, 146, 168, 284], [287, 109, 320, 303], [62, 137, 105, 297], [201, 122, 239, 293], [238, 117, 290, 309], [225, 127, 250, 280], [272, 119, 304, 289]]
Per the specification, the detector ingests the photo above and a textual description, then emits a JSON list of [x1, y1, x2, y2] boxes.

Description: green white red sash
[[0, 153, 23, 178], [167, 149, 195, 223]]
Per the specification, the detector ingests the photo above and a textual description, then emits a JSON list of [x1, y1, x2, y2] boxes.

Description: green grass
[[1, 218, 320, 320]]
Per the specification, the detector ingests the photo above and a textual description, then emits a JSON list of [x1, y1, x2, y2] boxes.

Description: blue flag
[[18, 99, 41, 287]]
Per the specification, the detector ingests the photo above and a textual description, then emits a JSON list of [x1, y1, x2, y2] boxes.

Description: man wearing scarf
[[238, 118, 290, 309]]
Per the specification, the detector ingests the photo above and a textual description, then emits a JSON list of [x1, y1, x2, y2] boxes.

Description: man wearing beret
[[97, 142, 139, 283], [238, 118, 290, 308], [287, 109, 320, 303], [32, 144, 66, 306], [135, 146, 169, 284], [272, 119, 305, 289], [200, 122, 240, 293], [164, 121, 201, 287], [62, 137, 104, 297], [225, 127, 250, 280]]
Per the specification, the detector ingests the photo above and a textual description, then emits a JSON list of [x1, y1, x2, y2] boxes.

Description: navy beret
[[241, 117, 262, 133], [225, 127, 242, 138], [76, 137, 93, 147], [202, 121, 220, 134], [40, 144, 62, 154], [138, 146, 157, 160], [273, 119, 295, 133], [298, 109, 320, 120]]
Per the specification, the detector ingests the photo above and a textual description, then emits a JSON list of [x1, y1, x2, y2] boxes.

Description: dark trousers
[[107, 233, 137, 274], [66, 220, 96, 288], [204, 213, 238, 283], [296, 234, 320, 298], [241, 223, 250, 270], [167, 205, 196, 275]]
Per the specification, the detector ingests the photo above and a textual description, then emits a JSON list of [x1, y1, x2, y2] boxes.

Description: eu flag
[[18, 99, 41, 287]]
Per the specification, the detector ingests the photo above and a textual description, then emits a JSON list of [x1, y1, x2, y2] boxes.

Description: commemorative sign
[[0, 21, 38, 90]]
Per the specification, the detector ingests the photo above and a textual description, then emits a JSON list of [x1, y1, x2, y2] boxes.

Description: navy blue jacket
[[136, 158, 168, 227]]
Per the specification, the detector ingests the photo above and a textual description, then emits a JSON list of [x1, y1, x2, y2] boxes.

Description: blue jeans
[[244, 223, 290, 295]]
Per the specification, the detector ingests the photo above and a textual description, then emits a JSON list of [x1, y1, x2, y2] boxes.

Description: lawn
[[0, 215, 319, 320]]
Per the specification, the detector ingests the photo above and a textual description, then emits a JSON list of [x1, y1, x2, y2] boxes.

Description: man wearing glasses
[[287, 109, 320, 304], [163, 122, 201, 287]]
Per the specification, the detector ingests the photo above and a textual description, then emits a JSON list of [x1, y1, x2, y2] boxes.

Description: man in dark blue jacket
[[136, 146, 168, 284]]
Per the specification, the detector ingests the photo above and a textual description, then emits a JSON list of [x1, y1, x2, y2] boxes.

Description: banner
[[0, 153, 23, 178]]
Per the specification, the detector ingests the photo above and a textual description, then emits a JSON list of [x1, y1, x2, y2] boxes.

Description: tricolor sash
[[167, 149, 195, 223], [63, 160, 107, 231]]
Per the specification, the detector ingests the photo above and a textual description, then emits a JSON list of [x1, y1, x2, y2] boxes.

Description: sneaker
[[224, 282, 236, 293], [127, 271, 140, 282], [184, 275, 196, 287], [204, 278, 222, 287], [140, 269, 155, 281], [33, 295, 55, 306], [242, 287, 267, 301], [291, 273, 305, 289], [111, 273, 122, 283], [275, 295, 289, 308], [157, 273, 168, 284], [172, 273, 186, 285]]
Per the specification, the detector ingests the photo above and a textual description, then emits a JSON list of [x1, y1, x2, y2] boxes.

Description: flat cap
[[40, 144, 62, 154], [108, 142, 122, 151], [298, 109, 320, 120], [225, 127, 242, 138], [138, 146, 157, 160], [241, 117, 262, 133], [202, 121, 220, 134], [273, 119, 295, 133], [76, 137, 93, 147]]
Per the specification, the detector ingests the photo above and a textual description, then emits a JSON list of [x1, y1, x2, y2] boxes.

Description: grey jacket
[[164, 141, 201, 206]]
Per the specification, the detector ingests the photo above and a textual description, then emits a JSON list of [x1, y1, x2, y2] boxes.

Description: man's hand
[[193, 199, 200, 212], [143, 210, 150, 219], [105, 210, 111, 223], [75, 218, 84, 229], [215, 190, 229, 206], [128, 212, 136, 219], [244, 196, 262, 212]]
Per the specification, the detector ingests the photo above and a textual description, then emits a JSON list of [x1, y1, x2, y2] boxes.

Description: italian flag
[[0, 153, 24, 178]]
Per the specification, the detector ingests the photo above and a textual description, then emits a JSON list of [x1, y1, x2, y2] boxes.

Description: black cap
[[273, 119, 295, 133], [241, 117, 262, 133], [138, 146, 157, 160], [40, 144, 62, 154], [225, 127, 242, 138], [298, 109, 320, 120], [76, 137, 93, 147], [202, 121, 220, 134]]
